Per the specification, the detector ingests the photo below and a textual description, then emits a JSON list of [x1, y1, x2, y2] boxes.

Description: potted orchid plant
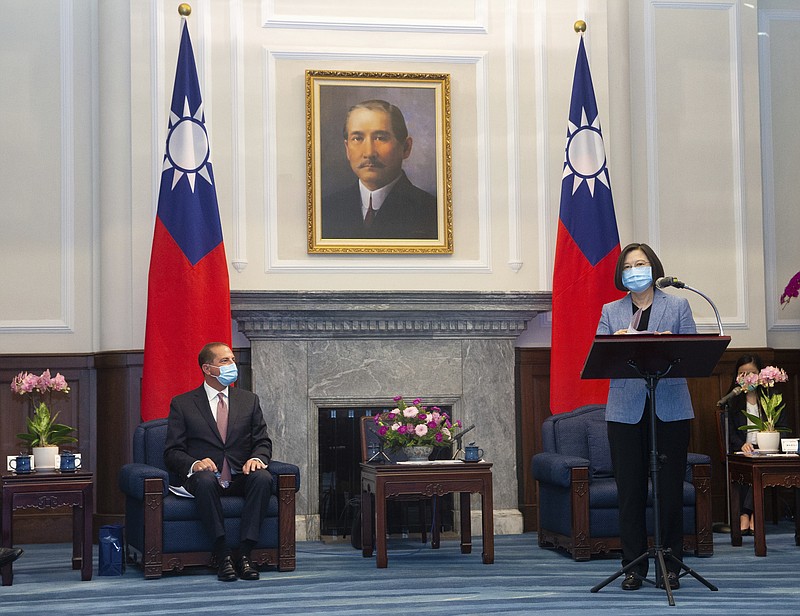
[[737, 365, 790, 452], [10, 370, 76, 469]]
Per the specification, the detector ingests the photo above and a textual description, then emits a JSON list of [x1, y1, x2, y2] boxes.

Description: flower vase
[[32, 445, 59, 470], [402, 445, 433, 462], [756, 431, 781, 453]]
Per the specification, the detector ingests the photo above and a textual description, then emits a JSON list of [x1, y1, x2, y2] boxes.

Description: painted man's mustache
[[358, 161, 385, 169]]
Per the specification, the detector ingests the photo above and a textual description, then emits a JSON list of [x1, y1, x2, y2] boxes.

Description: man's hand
[[242, 458, 267, 475], [242, 458, 267, 474], [191, 458, 218, 473]]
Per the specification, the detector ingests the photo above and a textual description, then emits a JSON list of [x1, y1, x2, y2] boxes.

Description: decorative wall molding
[[261, 0, 490, 34], [0, 0, 75, 333], [532, 0, 552, 288], [505, 0, 523, 273], [760, 8, 800, 332], [230, 0, 248, 273], [263, 48, 492, 273], [644, 0, 748, 331]]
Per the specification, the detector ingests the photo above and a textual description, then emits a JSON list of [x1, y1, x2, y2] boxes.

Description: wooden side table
[[361, 461, 494, 568], [2, 470, 94, 585], [727, 453, 800, 556]]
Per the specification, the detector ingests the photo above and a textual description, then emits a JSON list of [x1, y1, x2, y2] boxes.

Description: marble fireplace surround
[[231, 290, 550, 541]]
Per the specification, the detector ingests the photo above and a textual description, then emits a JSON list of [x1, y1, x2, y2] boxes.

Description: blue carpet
[[0, 525, 797, 615]]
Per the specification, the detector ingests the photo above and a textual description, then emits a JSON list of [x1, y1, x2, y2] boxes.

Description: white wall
[[1, 0, 796, 354]]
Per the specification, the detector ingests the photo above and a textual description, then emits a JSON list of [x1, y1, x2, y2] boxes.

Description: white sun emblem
[[163, 97, 213, 192], [562, 107, 611, 197]]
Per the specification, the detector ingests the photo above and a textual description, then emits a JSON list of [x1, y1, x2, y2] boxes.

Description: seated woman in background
[[725, 354, 788, 534]]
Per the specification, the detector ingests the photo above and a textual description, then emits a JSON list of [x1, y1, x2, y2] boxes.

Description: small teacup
[[464, 444, 484, 462], [58, 452, 81, 472], [10, 455, 32, 474]]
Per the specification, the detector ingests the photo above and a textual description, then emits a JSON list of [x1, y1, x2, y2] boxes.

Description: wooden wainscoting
[[515, 347, 800, 533]]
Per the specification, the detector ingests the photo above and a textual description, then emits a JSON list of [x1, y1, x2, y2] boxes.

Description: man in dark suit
[[321, 99, 438, 240], [164, 342, 272, 582]]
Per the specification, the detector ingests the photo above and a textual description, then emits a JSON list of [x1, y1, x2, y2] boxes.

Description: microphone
[[717, 386, 743, 407], [653, 275, 725, 335], [656, 276, 685, 289], [454, 423, 476, 442]]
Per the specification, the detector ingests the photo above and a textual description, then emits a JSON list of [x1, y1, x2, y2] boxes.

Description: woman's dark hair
[[726, 353, 765, 394], [613, 242, 665, 292]]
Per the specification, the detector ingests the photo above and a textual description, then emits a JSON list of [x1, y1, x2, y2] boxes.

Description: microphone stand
[[667, 282, 724, 336], [451, 424, 476, 460], [668, 279, 730, 532], [365, 426, 391, 464], [713, 403, 732, 533]]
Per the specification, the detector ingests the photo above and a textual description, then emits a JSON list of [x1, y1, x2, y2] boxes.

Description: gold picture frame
[[306, 70, 452, 254]]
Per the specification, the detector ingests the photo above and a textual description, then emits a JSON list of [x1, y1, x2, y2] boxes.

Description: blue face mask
[[621, 266, 653, 293], [215, 363, 238, 387]]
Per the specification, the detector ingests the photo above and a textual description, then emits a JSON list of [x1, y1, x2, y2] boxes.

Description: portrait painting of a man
[[306, 71, 452, 254]]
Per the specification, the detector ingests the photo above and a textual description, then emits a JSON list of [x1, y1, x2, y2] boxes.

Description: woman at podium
[[596, 242, 697, 591]]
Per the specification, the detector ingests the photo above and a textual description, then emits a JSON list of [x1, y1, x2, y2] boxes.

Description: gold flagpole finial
[[574, 20, 586, 34], [178, 3, 192, 17]]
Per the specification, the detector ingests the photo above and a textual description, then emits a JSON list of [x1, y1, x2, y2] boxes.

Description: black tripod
[[590, 360, 717, 606]]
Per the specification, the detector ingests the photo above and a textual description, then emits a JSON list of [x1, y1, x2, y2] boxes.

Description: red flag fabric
[[550, 37, 625, 415], [141, 20, 231, 421]]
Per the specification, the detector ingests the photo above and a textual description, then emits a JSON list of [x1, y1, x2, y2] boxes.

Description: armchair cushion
[[585, 419, 613, 478]]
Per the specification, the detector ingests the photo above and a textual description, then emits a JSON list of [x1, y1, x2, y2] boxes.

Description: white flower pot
[[756, 431, 781, 453], [32, 446, 59, 470]]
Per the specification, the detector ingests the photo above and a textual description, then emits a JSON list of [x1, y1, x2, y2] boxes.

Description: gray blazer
[[596, 289, 697, 424]]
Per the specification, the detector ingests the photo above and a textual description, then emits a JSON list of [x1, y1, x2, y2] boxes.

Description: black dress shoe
[[656, 571, 680, 590], [621, 573, 642, 591], [237, 555, 259, 580], [217, 555, 237, 582], [0, 547, 23, 568], [741, 529, 753, 536]]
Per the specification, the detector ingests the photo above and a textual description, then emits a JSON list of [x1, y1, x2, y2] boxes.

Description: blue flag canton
[[559, 38, 620, 267], [156, 21, 224, 267]]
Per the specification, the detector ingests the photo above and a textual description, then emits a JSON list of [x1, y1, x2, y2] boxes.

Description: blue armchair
[[531, 404, 713, 561], [118, 418, 300, 579]]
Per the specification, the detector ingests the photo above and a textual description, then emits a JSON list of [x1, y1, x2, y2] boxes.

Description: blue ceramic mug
[[464, 444, 484, 462], [10, 455, 32, 473], [59, 452, 81, 472]]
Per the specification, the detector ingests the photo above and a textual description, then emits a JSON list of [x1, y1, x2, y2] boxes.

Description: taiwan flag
[[550, 37, 624, 415], [141, 19, 231, 421]]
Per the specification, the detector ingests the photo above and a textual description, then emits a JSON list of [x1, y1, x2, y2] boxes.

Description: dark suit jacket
[[164, 385, 272, 486], [321, 172, 438, 239]]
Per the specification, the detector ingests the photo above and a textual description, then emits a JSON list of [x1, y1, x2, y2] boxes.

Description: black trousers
[[185, 468, 273, 550], [607, 413, 689, 576]]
